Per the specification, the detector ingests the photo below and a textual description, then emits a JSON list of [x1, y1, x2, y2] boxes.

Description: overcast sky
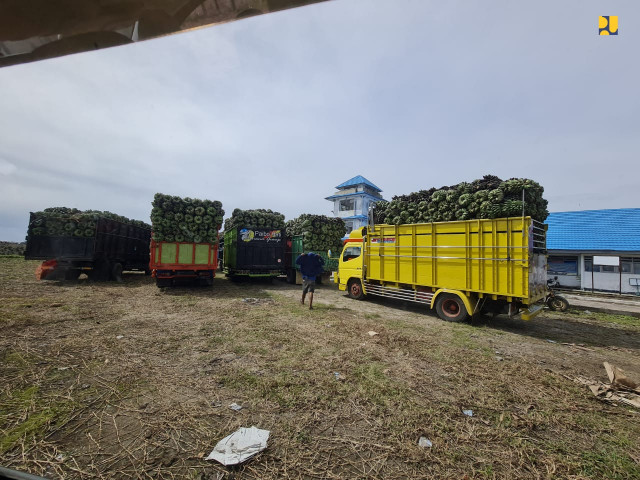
[[1, 0, 638, 241]]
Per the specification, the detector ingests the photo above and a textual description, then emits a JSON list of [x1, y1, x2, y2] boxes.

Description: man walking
[[295, 252, 325, 310]]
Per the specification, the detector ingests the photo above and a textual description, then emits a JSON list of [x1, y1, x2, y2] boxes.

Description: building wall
[[549, 272, 581, 289], [547, 254, 581, 288], [582, 255, 640, 294], [548, 253, 640, 294]]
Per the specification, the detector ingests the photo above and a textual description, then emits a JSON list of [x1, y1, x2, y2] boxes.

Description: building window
[[621, 257, 640, 274], [548, 256, 578, 274], [583, 256, 640, 274], [344, 221, 354, 234], [584, 257, 599, 272], [339, 199, 355, 211]]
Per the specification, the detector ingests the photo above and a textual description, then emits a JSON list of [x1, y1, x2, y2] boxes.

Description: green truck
[[285, 235, 340, 284]]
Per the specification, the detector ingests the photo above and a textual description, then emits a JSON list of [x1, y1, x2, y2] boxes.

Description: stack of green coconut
[[0, 241, 25, 255], [27, 207, 150, 238], [285, 214, 345, 254], [151, 193, 224, 244], [223, 209, 286, 231], [373, 176, 548, 224]]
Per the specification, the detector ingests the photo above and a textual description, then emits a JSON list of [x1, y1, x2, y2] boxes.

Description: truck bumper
[[520, 304, 544, 321]]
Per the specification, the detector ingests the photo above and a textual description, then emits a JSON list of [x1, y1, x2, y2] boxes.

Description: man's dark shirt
[[295, 252, 325, 281]]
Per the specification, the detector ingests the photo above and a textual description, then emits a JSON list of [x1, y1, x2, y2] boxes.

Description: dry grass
[[1, 256, 640, 479]]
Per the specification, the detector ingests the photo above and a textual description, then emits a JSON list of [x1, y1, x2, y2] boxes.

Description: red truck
[[149, 239, 219, 287]]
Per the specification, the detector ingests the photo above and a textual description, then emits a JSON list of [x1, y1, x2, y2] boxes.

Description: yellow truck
[[335, 217, 549, 321]]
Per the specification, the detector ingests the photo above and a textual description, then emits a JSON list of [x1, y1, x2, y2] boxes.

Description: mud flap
[[35, 260, 58, 280], [520, 304, 544, 321]]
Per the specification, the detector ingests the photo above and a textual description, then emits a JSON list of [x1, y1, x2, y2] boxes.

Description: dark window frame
[[548, 255, 578, 275], [343, 246, 361, 262]]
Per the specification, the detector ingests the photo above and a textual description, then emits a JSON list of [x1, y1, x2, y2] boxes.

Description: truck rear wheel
[[111, 263, 123, 283], [435, 293, 469, 322], [43, 268, 64, 281], [286, 269, 296, 284], [347, 279, 364, 300], [64, 269, 81, 281], [88, 260, 110, 281]]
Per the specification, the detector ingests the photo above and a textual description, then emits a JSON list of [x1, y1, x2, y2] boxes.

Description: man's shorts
[[302, 278, 316, 294]]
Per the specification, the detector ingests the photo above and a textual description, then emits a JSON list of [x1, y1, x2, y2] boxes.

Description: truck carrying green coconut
[[25, 207, 151, 281], [149, 193, 224, 287], [222, 209, 286, 278]]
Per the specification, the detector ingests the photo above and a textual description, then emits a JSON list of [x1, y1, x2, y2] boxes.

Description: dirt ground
[[1, 257, 640, 479]]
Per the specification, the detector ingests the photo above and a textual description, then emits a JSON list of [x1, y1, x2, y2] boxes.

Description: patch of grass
[[580, 449, 640, 479], [352, 361, 405, 408], [570, 309, 640, 328], [3, 257, 640, 479], [219, 371, 260, 390], [172, 295, 199, 307], [384, 317, 427, 333], [0, 385, 75, 454], [3, 351, 28, 368], [260, 372, 311, 408]]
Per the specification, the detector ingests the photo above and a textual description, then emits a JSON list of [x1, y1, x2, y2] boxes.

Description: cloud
[[0, 159, 17, 176], [0, 0, 639, 241]]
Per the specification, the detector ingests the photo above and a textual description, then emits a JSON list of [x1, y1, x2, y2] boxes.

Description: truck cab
[[336, 227, 365, 299]]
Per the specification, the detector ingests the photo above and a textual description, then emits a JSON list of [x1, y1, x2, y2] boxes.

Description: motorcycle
[[545, 276, 569, 311]]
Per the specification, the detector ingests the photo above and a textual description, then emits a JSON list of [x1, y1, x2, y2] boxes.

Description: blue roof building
[[326, 176, 385, 234], [545, 208, 640, 294]]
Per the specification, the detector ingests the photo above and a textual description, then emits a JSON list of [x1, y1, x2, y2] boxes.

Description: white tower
[[325, 175, 385, 234]]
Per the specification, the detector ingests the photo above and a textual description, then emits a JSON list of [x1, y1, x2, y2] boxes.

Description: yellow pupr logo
[[599, 16, 618, 35]]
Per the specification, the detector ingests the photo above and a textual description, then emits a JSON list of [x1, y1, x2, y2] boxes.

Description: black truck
[[222, 227, 285, 279], [25, 214, 151, 281]]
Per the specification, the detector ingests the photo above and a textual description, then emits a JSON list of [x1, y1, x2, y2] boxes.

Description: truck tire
[[64, 269, 81, 281], [547, 295, 569, 312], [286, 269, 296, 284], [347, 279, 364, 300], [44, 268, 64, 281], [88, 260, 110, 281], [111, 262, 124, 283], [435, 293, 469, 322], [156, 278, 172, 288]]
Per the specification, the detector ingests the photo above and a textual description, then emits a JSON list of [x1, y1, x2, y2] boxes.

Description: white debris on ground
[[206, 426, 270, 466]]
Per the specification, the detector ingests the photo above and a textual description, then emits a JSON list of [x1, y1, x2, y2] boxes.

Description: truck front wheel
[[347, 279, 364, 300], [435, 293, 469, 322]]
